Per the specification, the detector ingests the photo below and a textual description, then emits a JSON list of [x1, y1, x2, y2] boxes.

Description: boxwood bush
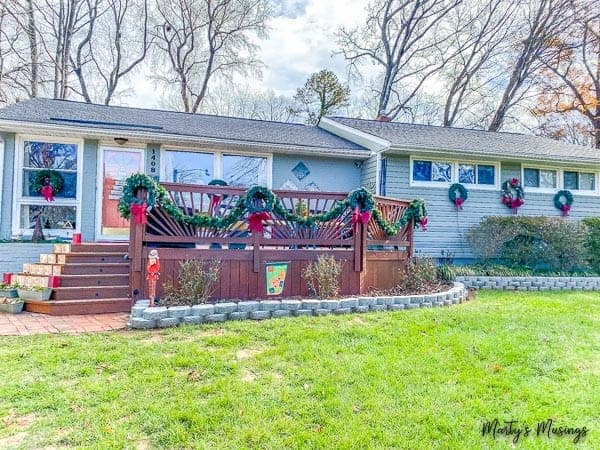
[[583, 218, 600, 274], [467, 216, 589, 272]]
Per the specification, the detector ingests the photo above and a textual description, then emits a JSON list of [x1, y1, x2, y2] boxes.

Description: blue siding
[[80, 139, 99, 240], [360, 155, 378, 194], [386, 155, 600, 260], [272, 154, 361, 192], [0, 132, 15, 240]]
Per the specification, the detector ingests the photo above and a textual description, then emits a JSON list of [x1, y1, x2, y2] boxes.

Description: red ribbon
[[420, 216, 428, 231], [248, 211, 270, 233], [40, 185, 55, 202], [511, 198, 524, 214], [130, 202, 148, 225], [454, 197, 464, 210], [209, 195, 221, 213], [562, 204, 571, 217], [351, 206, 371, 231]]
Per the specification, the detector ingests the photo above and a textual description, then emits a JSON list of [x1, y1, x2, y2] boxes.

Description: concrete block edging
[[128, 282, 468, 330]]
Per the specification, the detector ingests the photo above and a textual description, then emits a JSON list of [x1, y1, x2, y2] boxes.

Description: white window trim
[[409, 156, 500, 190], [521, 165, 599, 196], [13, 134, 84, 238], [160, 145, 273, 188]]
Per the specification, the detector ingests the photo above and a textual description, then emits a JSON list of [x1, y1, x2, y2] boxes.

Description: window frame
[[521, 165, 599, 195], [160, 146, 273, 188], [13, 134, 84, 237], [409, 156, 500, 190]]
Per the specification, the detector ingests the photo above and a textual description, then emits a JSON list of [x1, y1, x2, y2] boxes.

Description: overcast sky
[[133, 0, 367, 108]]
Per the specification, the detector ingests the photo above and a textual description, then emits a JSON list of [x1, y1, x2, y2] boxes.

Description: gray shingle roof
[[329, 117, 599, 163], [0, 98, 366, 152]]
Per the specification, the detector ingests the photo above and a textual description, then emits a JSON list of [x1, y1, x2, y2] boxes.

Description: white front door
[[96, 146, 144, 241]]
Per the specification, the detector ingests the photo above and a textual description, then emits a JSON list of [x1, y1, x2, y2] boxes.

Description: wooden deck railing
[[128, 183, 415, 301]]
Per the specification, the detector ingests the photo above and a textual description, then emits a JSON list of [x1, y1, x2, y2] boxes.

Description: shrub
[[162, 259, 221, 306], [396, 258, 440, 294], [303, 255, 343, 298], [583, 218, 600, 274], [467, 216, 588, 271]]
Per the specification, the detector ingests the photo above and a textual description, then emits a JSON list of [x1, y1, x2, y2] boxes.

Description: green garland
[[117, 176, 427, 236], [31, 169, 64, 195], [372, 199, 428, 235]]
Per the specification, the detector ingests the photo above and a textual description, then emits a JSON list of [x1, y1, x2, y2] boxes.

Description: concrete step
[[24, 298, 131, 315], [51, 285, 129, 301]]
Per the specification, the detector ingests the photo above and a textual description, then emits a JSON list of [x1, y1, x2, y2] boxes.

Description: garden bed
[[129, 282, 468, 329]]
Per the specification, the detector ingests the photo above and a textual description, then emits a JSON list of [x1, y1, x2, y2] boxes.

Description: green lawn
[[1, 291, 599, 449]]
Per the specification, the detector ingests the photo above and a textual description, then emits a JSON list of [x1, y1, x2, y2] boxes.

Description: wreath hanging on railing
[[245, 186, 276, 232], [553, 190, 573, 217], [501, 178, 525, 214], [448, 183, 468, 210], [207, 179, 228, 212], [348, 187, 375, 228], [31, 169, 64, 202], [117, 173, 165, 224]]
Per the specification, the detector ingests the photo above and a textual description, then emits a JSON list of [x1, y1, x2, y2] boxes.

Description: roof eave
[[0, 119, 370, 159], [319, 118, 389, 153], [386, 144, 600, 166]]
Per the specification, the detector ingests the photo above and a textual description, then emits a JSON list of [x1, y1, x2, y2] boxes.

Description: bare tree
[[201, 84, 296, 121], [71, 0, 150, 104], [536, 1, 600, 147], [292, 69, 350, 125], [151, 0, 270, 113], [440, 0, 519, 126], [337, 0, 462, 120], [487, 0, 575, 131]]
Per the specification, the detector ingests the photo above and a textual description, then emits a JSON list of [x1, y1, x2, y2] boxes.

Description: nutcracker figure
[[146, 249, 160, 306]]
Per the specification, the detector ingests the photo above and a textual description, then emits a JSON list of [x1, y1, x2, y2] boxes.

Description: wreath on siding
[[553, 190, 573, 217], [448, 183, 468, 210], [501, 178, 525, 214], [31, 169, 64, 202], [118, 173, 165, 224]]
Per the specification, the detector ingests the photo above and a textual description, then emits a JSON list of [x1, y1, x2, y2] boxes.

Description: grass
[[1, 291, 599, 449]]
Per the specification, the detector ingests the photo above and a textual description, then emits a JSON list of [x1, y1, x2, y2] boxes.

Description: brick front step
[[51, 285, 129, 301], [25, 298, 131, 315]]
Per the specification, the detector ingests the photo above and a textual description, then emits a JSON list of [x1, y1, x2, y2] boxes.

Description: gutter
[[0, 119, 371, 159]]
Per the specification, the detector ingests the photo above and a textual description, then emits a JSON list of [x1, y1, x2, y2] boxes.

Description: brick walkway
[[0, 312, 129, 336]]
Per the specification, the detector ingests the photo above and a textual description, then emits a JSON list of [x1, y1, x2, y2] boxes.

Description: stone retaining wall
[[128, 282, 468, 329], [456, 276, 600, 291]]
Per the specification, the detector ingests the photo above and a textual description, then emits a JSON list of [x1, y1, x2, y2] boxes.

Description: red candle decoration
[[3, 273, 12, 285], [72, 233, 82, 244], [48, 275, 61, 288]]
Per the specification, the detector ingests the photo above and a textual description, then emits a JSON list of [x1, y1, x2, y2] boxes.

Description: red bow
[[248, 211, 270, 233], [40, 185, 55, 202], [511, 198, 524, 214], [130, 202, 148, 225], [419, 216, 428, 231], [454, 197, 464, 210], [351, 206, 371, 230], [561, 204, 571, 217], [209, 195, 221, 213]]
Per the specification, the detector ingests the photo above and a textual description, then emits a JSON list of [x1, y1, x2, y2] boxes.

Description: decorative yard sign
[[266, 262, 288, 296]]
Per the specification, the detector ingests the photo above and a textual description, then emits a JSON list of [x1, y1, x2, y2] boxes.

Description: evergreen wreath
[[118, 173, 165, 219], [31, 169, 64, 195], [245, 186, 276, 213], [501, 178, 525, 212], [448, 183, 468, 210], [348, 187, 375, 212], [553, 190, 573, 216]]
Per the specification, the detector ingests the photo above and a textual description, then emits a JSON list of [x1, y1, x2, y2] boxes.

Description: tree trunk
[[26, 0, 38, 97]]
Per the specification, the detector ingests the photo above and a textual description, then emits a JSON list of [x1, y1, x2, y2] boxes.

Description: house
[[1, 98, 599, 264]]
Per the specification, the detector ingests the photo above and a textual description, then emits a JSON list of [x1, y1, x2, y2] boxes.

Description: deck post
[[129, 188, 147, 303], [252, 232, 261, 273]]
